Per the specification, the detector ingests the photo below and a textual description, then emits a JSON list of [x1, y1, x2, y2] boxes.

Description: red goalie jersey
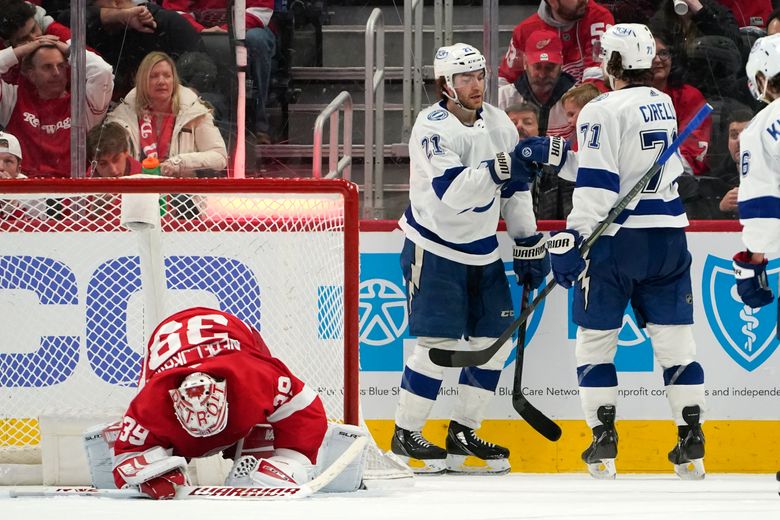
[[112, 307, 328, 488]]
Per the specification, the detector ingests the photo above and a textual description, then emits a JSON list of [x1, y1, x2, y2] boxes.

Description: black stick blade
[[513, 397, 562, 441]]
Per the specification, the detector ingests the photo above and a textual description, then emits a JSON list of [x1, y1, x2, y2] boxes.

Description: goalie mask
[[433, 43, 486, 111], [169, 372, 228, 437]]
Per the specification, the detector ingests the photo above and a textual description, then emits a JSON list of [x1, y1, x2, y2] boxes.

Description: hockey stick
[[512, 284, 561, 441], [429, 102, 714, 368], [5, 436, 369, 500]]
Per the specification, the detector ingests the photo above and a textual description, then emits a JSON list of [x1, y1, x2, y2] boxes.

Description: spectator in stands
[[498, 0, 614, 86], [0, 130, 25, 179], [649, 0, 744, 66], [649, 29, 712, 175], [714, 108, 753, 215], [54, 1, 203, 100], [105, 51, 227, 178], [0, 36, 113, 178], [498, 30, 575, 139], [768, 9, 780, 34], [163, 0, 276, 144], [598, 0, 662, 24], [505, 102, 540, 138], [86, 122, 142, 178], [0, 0, 70, 46], [717, 0, 772, 29], [560, 82, 600, 143]]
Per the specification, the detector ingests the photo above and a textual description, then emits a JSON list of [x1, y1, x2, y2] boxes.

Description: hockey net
[[0, 177, 410, 485]]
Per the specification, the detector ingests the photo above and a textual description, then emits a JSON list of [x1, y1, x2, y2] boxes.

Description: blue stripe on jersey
[[432, 166, 467, 200], [473, 199, 495, 213], [739, 196, 780, 219], [576, 167, 620, 193], [500, 179, 530, 197], [400, 366, 442, 400], [403, 206, 499, 255], [577, 363, 618, 387], [663, 362, 704, 386], [614, 197, 685, 225], [458, 366, 502, 392]]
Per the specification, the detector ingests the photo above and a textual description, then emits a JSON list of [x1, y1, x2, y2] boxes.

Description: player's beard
[[556, 0, 587, 22]]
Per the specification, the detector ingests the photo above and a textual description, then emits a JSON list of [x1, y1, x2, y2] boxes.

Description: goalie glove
[[114, 446, 189, 500], [548, 229, 586, 289], [514, 136, 569, 171], [513, 233, 550, 290], [733, 251, 774, 308], [225, 449, 312, 488]]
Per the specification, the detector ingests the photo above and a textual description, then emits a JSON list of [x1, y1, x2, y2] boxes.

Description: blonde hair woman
[[106, 51, 227, 177]]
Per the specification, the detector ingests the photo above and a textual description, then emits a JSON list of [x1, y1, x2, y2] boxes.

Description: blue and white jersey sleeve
[[738, 99, 780, 254], [400, 102, 529, 265], [567, 101, 621, 238]]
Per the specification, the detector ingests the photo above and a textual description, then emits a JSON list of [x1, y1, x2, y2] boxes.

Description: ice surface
[[3, 474, 780, 520]]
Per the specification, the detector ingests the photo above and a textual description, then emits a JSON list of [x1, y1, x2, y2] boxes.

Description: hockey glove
[[500, 150, 542, 184], [114, 446, 189, 500], [513, 233, 551, 290], [514, 136, 569, 172], [226, 451, 311, 488], [733, 251, 774, 308], [139, 468, 188, 500], [548, 229, 586, 289]]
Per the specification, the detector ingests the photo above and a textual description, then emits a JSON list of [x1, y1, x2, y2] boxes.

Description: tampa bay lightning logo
[[435, 49, 449, 59], [358, 278, 408, 346], [427, 110, 449, 121], [521, 147, 533, 158], [702, 254, 780, 372]]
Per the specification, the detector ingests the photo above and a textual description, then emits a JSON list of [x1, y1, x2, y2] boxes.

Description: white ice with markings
[[3, 474, 779, 520]]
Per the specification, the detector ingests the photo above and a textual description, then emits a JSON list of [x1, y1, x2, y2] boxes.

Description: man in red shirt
[[499, 0, 614, 86], [0, 36, 113, 178]]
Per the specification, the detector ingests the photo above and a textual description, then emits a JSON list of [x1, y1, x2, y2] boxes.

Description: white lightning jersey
[[565, 87, 688, 238], [738, 97, 780, 254], [399, 101, 536, 265]]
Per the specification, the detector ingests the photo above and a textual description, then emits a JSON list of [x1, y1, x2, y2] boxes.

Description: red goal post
[[0, 177, 364, 482]]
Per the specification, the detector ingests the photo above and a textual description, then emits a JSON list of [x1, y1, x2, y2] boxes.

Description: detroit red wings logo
[[536, 39, 552, 49]]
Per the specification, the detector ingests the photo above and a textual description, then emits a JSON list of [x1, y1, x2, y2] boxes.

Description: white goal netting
[[0, 178, 409, 485]]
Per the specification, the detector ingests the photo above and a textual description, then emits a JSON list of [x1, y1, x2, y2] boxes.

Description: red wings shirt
[[665, 84, 712, 175], [499, 1, 614, 84], [112, 307, 327, 487]]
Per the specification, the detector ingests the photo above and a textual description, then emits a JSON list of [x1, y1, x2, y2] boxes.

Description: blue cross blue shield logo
[[702, 254, 780, 372]]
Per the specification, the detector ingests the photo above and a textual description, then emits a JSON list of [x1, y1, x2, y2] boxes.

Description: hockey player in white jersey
[[732, 34, 780, 313], [391, 43, 556, 475], [546, 24, 706, 480]]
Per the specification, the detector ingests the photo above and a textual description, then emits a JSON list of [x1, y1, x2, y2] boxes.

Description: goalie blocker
[[83, 307, 370, 499]]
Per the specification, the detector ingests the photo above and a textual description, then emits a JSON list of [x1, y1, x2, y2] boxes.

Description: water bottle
[[141, 157, 166, 215]]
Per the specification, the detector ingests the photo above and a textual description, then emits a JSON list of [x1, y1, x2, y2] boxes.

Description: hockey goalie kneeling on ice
[[83, 307, 369, 499]]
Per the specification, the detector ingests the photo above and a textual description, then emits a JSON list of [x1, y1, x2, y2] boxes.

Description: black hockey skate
[[390, 425, 447, 474], [668, 405, 705, 480], [582, 405, 618, 479], [445, 421, 510, 475]]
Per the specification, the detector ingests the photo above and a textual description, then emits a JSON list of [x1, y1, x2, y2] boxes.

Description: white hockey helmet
[[745, 33, 780, 101], [169, 372, 228, 438], [598, 23, 656, 70], [433, 43, 486, 106]]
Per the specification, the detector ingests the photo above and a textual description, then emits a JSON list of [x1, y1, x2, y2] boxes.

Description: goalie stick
[[429, 102, 714, 369], [511, 284, 561, 441], [4, 436, 369, 501]]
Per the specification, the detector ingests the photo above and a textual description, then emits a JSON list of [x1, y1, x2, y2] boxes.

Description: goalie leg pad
[[225, 449, 312, 488], [83, 420, 122, 489], [315, 423, 369, 492]]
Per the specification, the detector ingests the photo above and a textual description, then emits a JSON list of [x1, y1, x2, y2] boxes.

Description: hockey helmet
[[597, 23, 656, 70], [433, 43, 486, 102], [745, 33, 780, 101], [169, 372, 228, 437]]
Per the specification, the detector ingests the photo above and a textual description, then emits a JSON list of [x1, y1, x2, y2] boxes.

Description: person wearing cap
[[498, 30, 575, 139], [498, 0, 614, 86], [0, 130, 25, 179]]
